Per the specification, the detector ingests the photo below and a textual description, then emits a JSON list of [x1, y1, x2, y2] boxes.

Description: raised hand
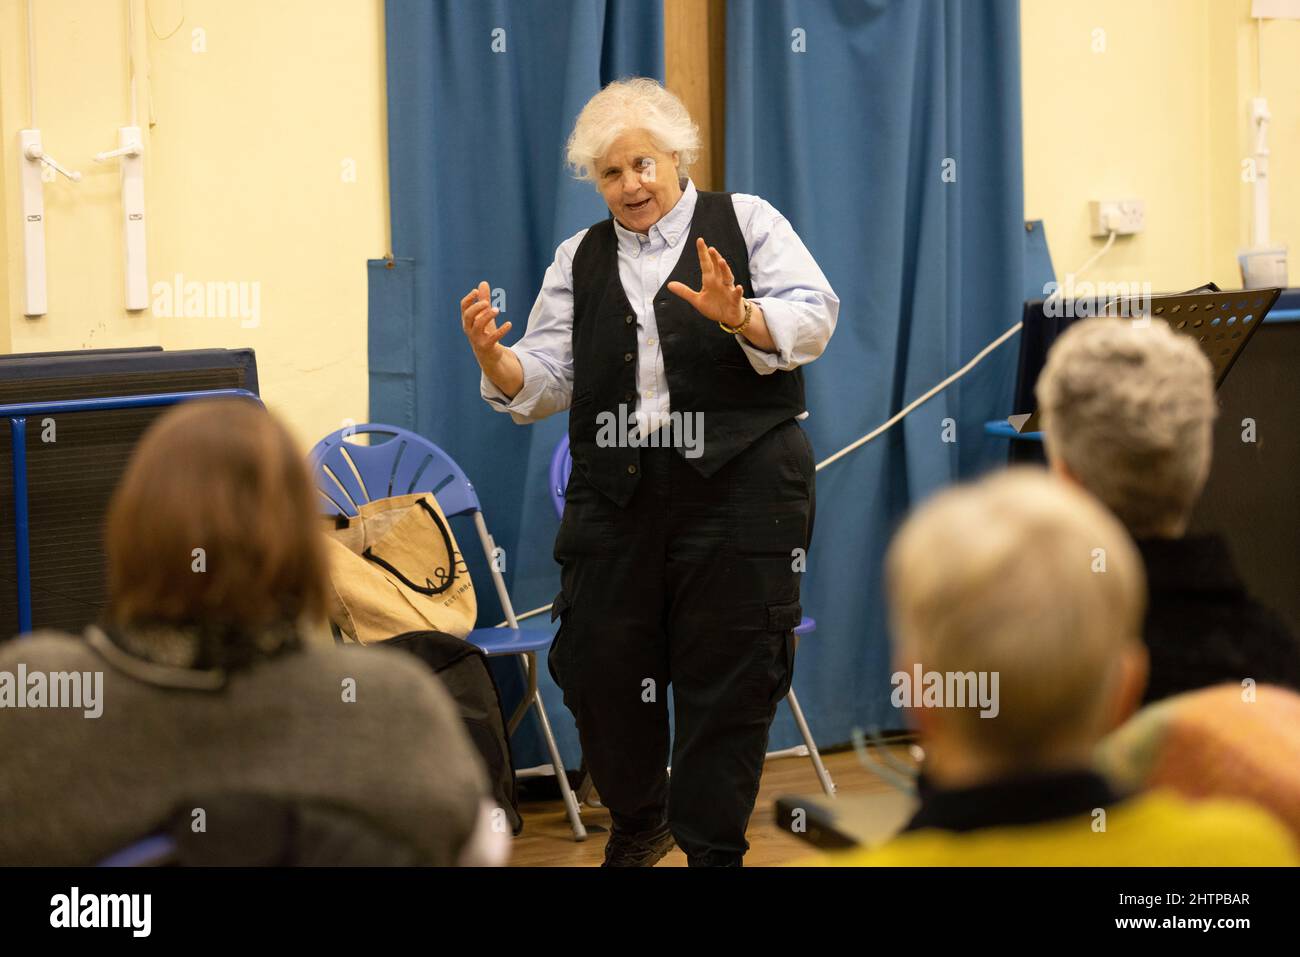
[[667, 238, 746, 328], [460, 281, 513, 363]]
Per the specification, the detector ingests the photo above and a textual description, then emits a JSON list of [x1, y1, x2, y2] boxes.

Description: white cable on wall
[[27, 0, 37, 127], [128, 0, 139, 127], [1060, 229, 1117, 287], [1258, 15, 1263, 95]]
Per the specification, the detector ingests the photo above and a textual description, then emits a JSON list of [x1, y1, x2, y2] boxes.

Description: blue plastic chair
[[547, 433, 574, 520], [310, 423, 587, 840], [549, 435, 835, 797], [98, 834, 177, 867]]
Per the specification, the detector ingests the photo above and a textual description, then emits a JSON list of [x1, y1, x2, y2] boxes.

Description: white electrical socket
[[1089, 199, 1145, 237]]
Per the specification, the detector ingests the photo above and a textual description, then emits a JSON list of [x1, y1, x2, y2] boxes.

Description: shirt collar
[[905, 768, 1123, 834], [613, 178, 696, 254]]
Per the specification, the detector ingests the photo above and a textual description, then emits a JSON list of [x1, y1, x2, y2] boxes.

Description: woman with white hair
[[1035, 317, 1300, 705], [461, 77, 838, 866]]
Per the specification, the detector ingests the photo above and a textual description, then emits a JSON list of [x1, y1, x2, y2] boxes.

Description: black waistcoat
[[568, 189, 806, 507]]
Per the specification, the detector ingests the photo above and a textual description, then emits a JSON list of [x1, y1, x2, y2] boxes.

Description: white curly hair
[[565, 77, 701, 184]]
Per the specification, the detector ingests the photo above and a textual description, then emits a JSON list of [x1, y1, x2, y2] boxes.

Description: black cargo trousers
[[548, 417, 815, 866]]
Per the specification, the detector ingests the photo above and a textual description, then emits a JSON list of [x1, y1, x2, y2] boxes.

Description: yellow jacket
[[807, 791, 1297, 867]]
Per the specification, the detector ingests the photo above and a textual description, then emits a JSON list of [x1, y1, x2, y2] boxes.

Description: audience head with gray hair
[[1036, 316, 1300, 709], [1035, 317, 1216, 539]]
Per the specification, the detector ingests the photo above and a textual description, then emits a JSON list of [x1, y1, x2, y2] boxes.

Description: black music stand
[[1008, 286, 1283, 433]]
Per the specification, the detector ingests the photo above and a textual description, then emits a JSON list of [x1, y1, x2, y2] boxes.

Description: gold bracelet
[[719, 299, 752, 335]]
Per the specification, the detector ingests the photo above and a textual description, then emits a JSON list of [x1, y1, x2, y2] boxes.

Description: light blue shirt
[[481, 179, 839, 425]]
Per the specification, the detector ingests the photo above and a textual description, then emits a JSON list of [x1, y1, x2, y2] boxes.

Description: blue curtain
[[726, 0, 1026, 745], [374, 0, 664, 768]]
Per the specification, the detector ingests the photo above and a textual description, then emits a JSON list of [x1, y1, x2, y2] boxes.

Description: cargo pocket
[[767, 599, 803, 634], [734, 600, 800, 715], [546, 590, 577, 708], [764, 600, 801, 708], [732, 501, 808, 609]]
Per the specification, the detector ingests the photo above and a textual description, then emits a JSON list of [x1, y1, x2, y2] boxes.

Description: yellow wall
[[0, 0, 389, 446], [1022, 0, 1300, 293]]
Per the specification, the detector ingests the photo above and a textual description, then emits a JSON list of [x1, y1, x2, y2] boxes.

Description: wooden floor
[[507, 744, 913, 867]]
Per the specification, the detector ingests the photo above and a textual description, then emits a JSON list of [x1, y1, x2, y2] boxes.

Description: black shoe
[[601, 823, 675, 867]]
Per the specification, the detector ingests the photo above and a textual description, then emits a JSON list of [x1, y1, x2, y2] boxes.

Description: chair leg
[[515, 652, 587, 841], [532, 685, 587, 841], [785, 686, 836, 798], [505, 686, 531, 736], [574, 763, 602, 808]]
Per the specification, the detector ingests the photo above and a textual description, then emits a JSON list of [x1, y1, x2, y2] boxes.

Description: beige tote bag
[[322, 492, 477, 643]]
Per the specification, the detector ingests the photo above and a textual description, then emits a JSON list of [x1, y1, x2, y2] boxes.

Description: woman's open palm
[[668, 237, 745, 327]]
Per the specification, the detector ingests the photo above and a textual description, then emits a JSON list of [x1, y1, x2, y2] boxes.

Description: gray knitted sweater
[[0, 628, 487, 865]]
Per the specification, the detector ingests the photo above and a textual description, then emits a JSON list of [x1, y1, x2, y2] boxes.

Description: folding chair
[[549, 435, 835, 798], [311, 424, 587, 840]]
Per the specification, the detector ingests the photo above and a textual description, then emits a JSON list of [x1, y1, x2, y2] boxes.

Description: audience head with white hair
[[886, 468, 1148, 785], [1035, 317, 1217, 539]]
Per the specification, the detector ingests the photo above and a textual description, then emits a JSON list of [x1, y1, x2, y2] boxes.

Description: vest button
[[625, 314, 634, 324], [626, 464, 638, 475], [624, 352, 634, 362], [624, 392, 634, 403]]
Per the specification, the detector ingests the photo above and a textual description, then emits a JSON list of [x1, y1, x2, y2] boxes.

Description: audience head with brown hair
[[104, 398, 328, 668]]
